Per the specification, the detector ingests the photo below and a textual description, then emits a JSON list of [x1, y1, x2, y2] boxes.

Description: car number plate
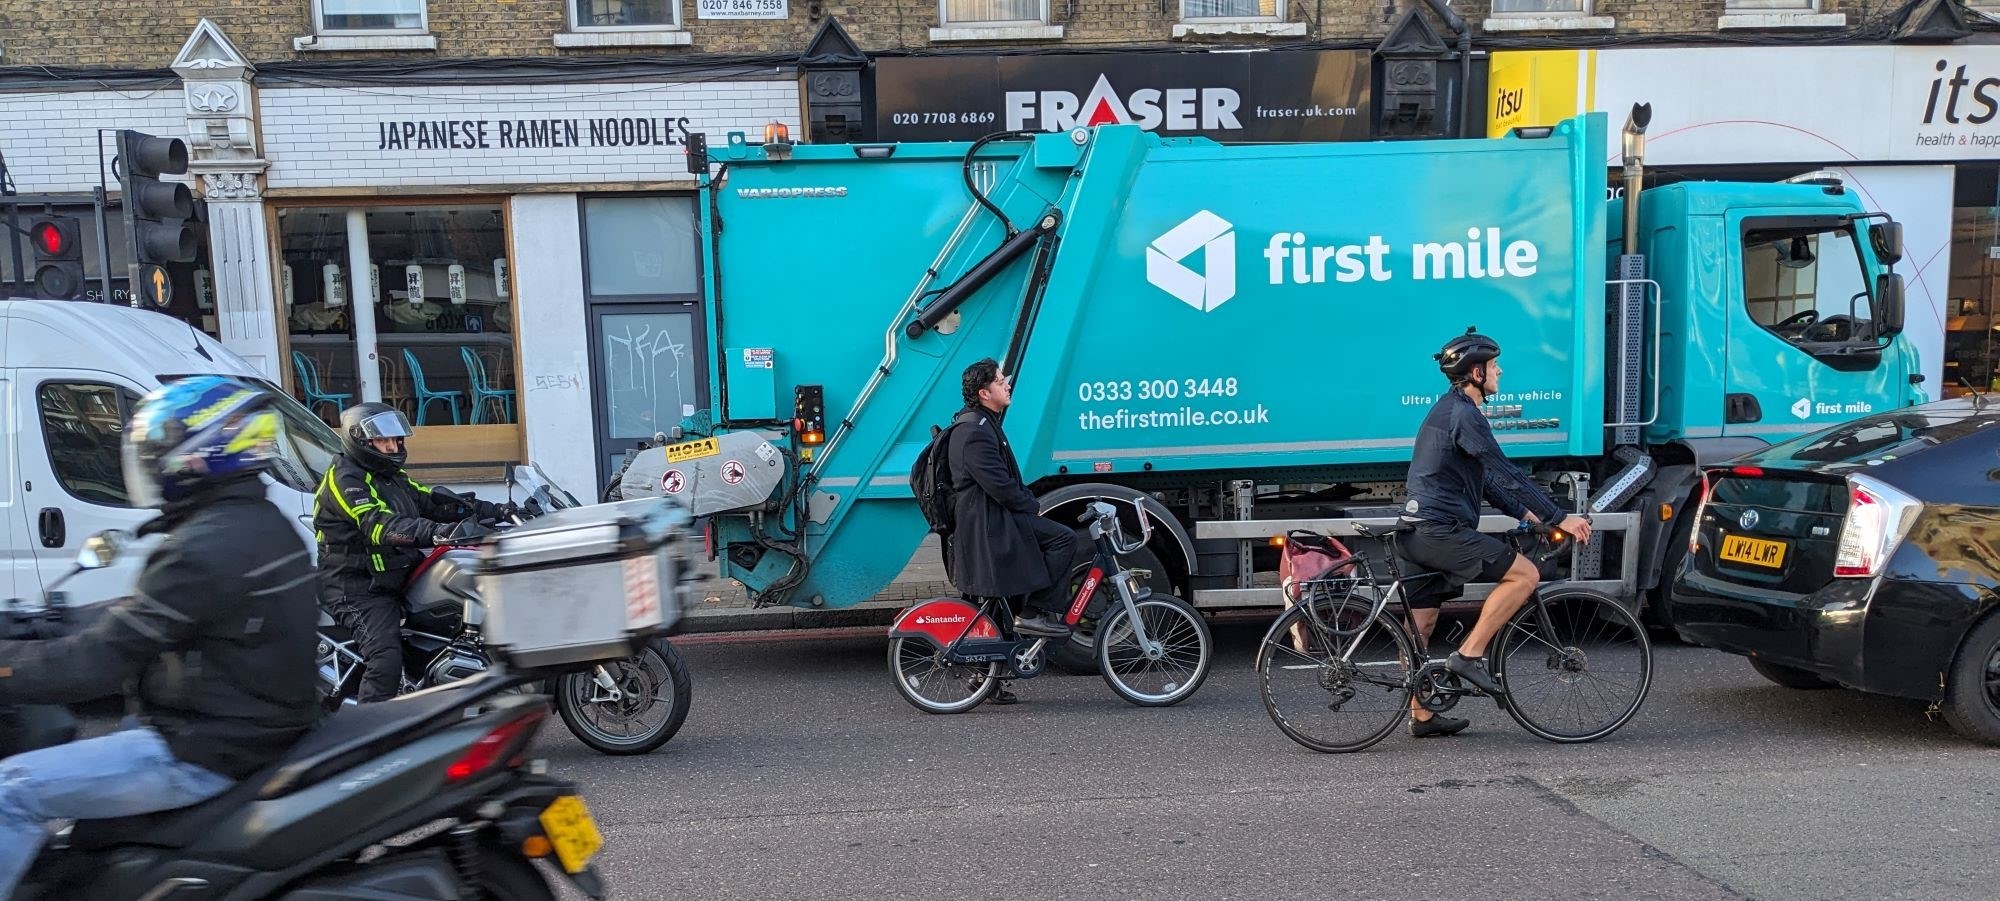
[[538, 795, 604, 874], [1719, 533, 1787, 569]]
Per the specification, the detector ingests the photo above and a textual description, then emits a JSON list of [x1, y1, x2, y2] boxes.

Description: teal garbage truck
[[618, 106, 1920, 639]]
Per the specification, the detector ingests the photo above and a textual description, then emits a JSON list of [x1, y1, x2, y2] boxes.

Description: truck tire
[[1942, 612, 2000, 746], [1645, 501, 1699, 642], [1048, 539, 1170, 676], [1748, 657, 1836, 690]]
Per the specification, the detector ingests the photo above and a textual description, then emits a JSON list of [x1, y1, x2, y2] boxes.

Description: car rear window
[[1748, 406, 2000, 469]]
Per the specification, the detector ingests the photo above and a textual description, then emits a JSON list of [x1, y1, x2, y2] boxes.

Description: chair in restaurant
[[291, 350, 352, 424], [402, 348, 463, 426], [461, 346, 517, 425]]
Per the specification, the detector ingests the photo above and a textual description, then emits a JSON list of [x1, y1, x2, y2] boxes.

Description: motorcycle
[[6, 516, 697, 900], [316, 463, 694, 756]]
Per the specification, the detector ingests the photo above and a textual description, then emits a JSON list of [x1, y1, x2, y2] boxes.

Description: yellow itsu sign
[[1487, 50, 1597, 139]]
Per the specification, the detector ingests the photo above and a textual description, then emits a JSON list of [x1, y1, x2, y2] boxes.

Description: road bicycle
[[1256, 519, 1653, 752]]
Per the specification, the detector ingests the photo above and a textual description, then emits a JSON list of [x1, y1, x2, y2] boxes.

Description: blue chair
[[401, 348, 463, 426], [292, 350, 352, 423], [461, 346, 517, 425]]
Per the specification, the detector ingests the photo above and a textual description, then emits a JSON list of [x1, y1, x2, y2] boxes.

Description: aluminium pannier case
[[475, 496, 692, 669]]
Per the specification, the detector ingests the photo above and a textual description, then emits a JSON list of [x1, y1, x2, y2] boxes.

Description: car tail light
[[1833, 474, 1921, 579], [1688, 469, 1717, 556], [445, 708, 547, 783]]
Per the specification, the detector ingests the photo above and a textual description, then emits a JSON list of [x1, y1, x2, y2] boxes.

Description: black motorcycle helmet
[[339, 402, 415, 473], [1435, 326, 1501, 386]]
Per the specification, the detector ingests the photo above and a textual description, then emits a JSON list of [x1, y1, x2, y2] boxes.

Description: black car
[[1670, 396, 2000, 745]]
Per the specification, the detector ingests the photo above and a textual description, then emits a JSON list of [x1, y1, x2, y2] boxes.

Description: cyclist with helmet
[[314, 402, 505, 703], [0, 376, 322, 896], [1398, 328, 1593, 738]]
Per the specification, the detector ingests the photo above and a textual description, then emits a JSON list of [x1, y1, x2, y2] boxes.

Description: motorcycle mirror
[[77, 529, 131, 570]]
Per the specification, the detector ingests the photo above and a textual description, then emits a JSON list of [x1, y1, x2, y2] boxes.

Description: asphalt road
[[532, 619, 2000, 901]]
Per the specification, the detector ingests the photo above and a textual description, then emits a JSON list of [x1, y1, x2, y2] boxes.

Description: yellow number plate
[[1719, 533, 1787, 569], [664, 437, 720, 463], [538, 795, 604, 874]]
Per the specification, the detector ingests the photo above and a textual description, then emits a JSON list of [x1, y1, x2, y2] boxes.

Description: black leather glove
[[433, 516, 492, 545], [474, 499, 507, 520]]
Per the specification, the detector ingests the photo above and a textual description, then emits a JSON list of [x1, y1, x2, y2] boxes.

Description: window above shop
[[933, 0, 1064, 42], [1173, 0, 1304, 38], [1718, 0, 1844, 29], [1483, 0, 1614, 32], [298, 0, 437, 51], [556, 0, 692, 47]]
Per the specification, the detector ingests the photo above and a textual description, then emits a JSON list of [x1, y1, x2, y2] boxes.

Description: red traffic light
[[31, 221, 68, 256]]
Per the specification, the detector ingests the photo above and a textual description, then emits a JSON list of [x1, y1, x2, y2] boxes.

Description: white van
[[1, 299, 337, 611]]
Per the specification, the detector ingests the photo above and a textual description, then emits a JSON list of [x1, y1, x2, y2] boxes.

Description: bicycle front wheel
[[1096, 595, 1212, 707], [1256, 600, 1416, 753], [1494, 588, 1654, 743]]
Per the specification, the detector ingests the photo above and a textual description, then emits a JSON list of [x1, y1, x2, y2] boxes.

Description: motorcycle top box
[[475, 496, 694, 669]]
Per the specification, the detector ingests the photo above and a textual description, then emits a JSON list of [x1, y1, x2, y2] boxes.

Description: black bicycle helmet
[[1435, 326, 1500, 384], [339, 402, 414, 473]]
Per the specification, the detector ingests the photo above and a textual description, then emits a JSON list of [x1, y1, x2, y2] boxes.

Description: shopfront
[[871, 49, 1375, 143], [249, 72, 800, 492], [1483, 45, 2000, 398]]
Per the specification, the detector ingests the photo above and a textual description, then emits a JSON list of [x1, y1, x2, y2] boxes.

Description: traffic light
[[115, 129, 196, 267], [27, 214, 85, 299]]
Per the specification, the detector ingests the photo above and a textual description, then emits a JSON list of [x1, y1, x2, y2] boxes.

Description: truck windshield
[[159, 374, 342, 494], [1741, 220, 1875, 349]]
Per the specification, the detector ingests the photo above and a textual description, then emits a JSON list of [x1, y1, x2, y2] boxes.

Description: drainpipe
[[1414, 0, 1472, 138]]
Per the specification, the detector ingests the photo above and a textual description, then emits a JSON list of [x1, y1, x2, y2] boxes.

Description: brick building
[[4, 0, 2000, 500]]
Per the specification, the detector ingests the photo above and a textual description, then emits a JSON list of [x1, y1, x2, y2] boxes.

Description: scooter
[[316, 463, 693, 756], [5, 520, 693, 900]]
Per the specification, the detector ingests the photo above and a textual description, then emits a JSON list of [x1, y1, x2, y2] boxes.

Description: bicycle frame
[[923, 500, 1158, 678]]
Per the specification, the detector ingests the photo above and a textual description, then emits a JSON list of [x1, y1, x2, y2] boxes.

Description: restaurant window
[[278, 202, 517, 471], [1948, 203, 2000, 397]]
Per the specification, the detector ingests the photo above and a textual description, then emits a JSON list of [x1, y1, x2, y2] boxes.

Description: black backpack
[[911, 410, 978, 538]]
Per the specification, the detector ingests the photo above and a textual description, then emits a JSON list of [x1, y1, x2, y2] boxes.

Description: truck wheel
[[1942, 613, 2000, 746], [1748, 657, 1836, 690], [1048, 540, 1170, 676], [1645, 503, 1698, 642]]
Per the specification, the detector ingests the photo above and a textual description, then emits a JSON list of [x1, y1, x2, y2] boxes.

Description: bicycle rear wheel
[[1493, 588, 1653, 743], [1256, 600, 1415, 753]]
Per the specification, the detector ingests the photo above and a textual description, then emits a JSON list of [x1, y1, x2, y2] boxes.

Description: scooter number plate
[[539, 794, 604, 874]]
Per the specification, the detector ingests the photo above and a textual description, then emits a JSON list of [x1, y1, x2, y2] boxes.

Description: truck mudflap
[[888, 599, 1001, 650]]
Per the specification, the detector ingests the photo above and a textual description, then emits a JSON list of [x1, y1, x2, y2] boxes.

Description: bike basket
[[476, 496, 694, 670], [1278, 530, 1359, 603]]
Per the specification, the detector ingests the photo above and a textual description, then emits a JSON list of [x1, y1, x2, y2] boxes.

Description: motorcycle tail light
[[446, 708, 547, 782]]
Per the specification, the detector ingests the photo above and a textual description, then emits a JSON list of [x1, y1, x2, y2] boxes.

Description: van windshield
[[159, 374, 342, 494]]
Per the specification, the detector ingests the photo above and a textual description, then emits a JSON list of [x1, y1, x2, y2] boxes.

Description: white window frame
[[1488, 0, 1591, 16], [1180, 0, 1284, 22], [312, 0, 430, 35], [568, 0, 683, 32], [938, 0, 1049, 27], [1723, 0, 1815, 10]]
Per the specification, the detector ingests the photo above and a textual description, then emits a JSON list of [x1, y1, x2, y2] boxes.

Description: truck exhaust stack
[[1621, 103, 1651, 252]]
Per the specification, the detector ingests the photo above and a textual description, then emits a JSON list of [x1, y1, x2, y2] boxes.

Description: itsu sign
[[876, 51, 1370, 143], [1006, 74, 1243, 133]]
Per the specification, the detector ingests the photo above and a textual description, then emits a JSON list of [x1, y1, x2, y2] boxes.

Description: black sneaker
[[1410, 713, 1470, 738], [1447, 652, 1506, 696], [1014, 612, 1073, 638]]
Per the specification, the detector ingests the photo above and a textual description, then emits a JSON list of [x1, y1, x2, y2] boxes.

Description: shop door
[[588, 305, 707, 488]]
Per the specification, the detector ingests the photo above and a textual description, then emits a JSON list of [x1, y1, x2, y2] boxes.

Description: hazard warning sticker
[[721, 460, 746, 485], [660, 469, 686, 494]]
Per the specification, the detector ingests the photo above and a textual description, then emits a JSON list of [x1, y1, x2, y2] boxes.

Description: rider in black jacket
[[1397, 329, 1593, 739], [314, 402, 502, 703], [0, 376, 322, 896]]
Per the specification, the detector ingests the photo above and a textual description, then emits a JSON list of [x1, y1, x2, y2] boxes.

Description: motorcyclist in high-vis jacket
[[313, 403, 501, 703]]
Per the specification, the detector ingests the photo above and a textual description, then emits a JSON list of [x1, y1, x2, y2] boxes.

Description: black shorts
[[1394, 521, 1515, 610]]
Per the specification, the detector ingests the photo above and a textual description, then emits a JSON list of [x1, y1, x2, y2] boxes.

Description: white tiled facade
[[0, 89, 186, 193], [260, 80, 801, 189]]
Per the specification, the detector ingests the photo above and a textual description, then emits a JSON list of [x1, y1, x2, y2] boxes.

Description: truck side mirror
[[1877, 273, 1906, 337], [1870, 221, 1904, 266]]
